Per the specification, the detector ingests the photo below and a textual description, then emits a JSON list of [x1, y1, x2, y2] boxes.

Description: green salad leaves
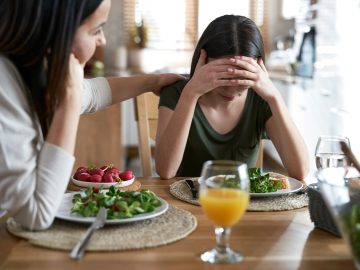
[[214, 168, 282, 193], [71, 186, 162, 219], [248, 167, 282, 193]]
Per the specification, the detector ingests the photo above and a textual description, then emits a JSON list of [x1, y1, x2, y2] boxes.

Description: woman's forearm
[[155, 88, 199, 179], [107, 75, 158, 103], [107, 74, 183, 104], [46, 95, 81, 154], [46, 54, 83, 153], [266, 92, 309, 180]]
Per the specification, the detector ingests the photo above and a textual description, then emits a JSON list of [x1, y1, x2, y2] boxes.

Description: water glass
[[315, 136, 351, 169]]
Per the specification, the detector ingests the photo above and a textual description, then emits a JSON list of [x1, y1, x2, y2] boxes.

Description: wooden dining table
[[0, 177, 356, 270]]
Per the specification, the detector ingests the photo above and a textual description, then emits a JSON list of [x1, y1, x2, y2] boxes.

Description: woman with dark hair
[[0, 0, 182, 230], [155, 15, 309, 180]]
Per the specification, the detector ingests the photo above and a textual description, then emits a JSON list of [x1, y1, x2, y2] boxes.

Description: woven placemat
[[6, 205, 197, 251], [67, 179, 141, 192], [170, 179, 308, 211]]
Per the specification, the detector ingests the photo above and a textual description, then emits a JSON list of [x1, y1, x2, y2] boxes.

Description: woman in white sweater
[[0, 0, 181, 230]]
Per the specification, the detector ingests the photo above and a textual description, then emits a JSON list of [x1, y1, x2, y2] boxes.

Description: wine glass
[[198, 160, 249, 264], [315, 136, 351, 169]]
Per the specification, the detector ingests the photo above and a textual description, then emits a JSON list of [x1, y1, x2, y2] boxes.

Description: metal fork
[[69, 207, 107, 260]]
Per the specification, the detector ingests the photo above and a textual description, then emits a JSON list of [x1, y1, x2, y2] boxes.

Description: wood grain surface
[[0, 178, 355, 270]]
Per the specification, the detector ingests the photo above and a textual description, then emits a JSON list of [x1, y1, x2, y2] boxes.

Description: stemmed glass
[[198, 160, 249, 264], [315, 136, 351, 169]]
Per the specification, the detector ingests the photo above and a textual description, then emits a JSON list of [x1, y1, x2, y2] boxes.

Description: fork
[[69, 207, 107, 260]]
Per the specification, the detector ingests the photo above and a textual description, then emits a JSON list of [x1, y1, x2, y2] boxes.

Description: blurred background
[[77, 0, 360, 180]]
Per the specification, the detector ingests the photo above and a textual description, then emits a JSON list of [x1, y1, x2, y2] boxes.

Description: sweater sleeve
[[9, 143, 75, 230], [0, 56, 75, 230], [82, 77, 112, 114]]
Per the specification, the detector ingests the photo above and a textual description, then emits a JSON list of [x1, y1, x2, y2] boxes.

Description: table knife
[[69, 207, 107, 260], [185, 179, 199, 200]]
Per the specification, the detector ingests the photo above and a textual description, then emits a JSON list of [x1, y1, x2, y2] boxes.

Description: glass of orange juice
[[199, 160, 249, 264]]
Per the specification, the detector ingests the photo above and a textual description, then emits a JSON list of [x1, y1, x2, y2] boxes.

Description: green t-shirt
[[159, 79, 272, 177]]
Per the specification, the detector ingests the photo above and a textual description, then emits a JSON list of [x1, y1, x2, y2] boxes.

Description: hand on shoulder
[[152, 73, 186, 96]]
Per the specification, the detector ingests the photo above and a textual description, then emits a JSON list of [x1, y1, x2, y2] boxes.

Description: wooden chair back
[[133, 92, 263, 177], [133, 93, 159, 177]]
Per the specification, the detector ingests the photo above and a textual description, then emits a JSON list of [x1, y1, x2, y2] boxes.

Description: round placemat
[[170, 179, 308, 211], [67, 179, 141, 192], [6, 205, 197, 251]]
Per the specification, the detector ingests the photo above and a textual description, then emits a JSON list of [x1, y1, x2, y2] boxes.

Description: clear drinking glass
[[315, 136, 351, 169], [198, 160, 249, 264], [317, 167, 360, 270]]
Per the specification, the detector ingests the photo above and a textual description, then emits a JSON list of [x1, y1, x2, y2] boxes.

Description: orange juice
[[199, 188, 249, 227]]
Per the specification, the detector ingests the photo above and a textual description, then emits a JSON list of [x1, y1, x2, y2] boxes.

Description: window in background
[[250, 0, 267, 52], [123, 0, 197, 50], [123, 0, 266, 51]]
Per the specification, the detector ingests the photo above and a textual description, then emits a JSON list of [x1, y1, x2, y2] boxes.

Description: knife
[[69, 207, 107, 260], [185, 179, 199, 200]]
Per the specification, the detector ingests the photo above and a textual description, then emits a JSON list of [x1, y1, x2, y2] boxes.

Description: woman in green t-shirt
[[155, 15, 309, 180]]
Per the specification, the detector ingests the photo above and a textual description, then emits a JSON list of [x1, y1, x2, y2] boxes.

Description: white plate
[[55, 192, 169, 224], [71, 176, 135, 189], [250, 177, 304, 197]]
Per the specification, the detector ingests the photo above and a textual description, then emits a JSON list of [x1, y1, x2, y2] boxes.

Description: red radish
[[111, 204, 119, 211], [100, 165, 109, 171], [73, 171, 83, 180], [74, 164, 133, 183], [119, 170, 134, 181], [105, 167, 120, 176], [102, 173, 115, 182], [76, 172, 91, 182], [89, 174, 102, 182], [76, 166, 88, 174], [89, 168, 104, 176]]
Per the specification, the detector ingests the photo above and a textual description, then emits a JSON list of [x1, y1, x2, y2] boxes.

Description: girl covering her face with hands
[[155, 15, 309, 180], [0, 0, 182, 230]]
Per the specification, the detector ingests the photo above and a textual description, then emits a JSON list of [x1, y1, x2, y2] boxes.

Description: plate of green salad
[[200, 168, 303, 197], [248, 168, 303, 197], [55, 186, 169, 224]]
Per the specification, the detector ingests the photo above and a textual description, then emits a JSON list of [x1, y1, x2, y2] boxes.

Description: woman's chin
[[238, 87, 250, 92]]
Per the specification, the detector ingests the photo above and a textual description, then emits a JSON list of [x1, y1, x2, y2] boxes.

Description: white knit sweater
[[0, 55, 111, 230]]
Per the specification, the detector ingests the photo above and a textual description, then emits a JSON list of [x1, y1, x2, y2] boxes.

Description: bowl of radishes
[[72, 164, 135, 188]]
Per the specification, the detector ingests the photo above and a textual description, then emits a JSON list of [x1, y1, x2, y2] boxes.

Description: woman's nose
[[97, 31, 106, 47]]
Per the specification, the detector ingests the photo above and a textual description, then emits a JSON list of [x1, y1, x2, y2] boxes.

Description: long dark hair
[[0, 0, 103, 136], [190, 15, 265, 77]]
